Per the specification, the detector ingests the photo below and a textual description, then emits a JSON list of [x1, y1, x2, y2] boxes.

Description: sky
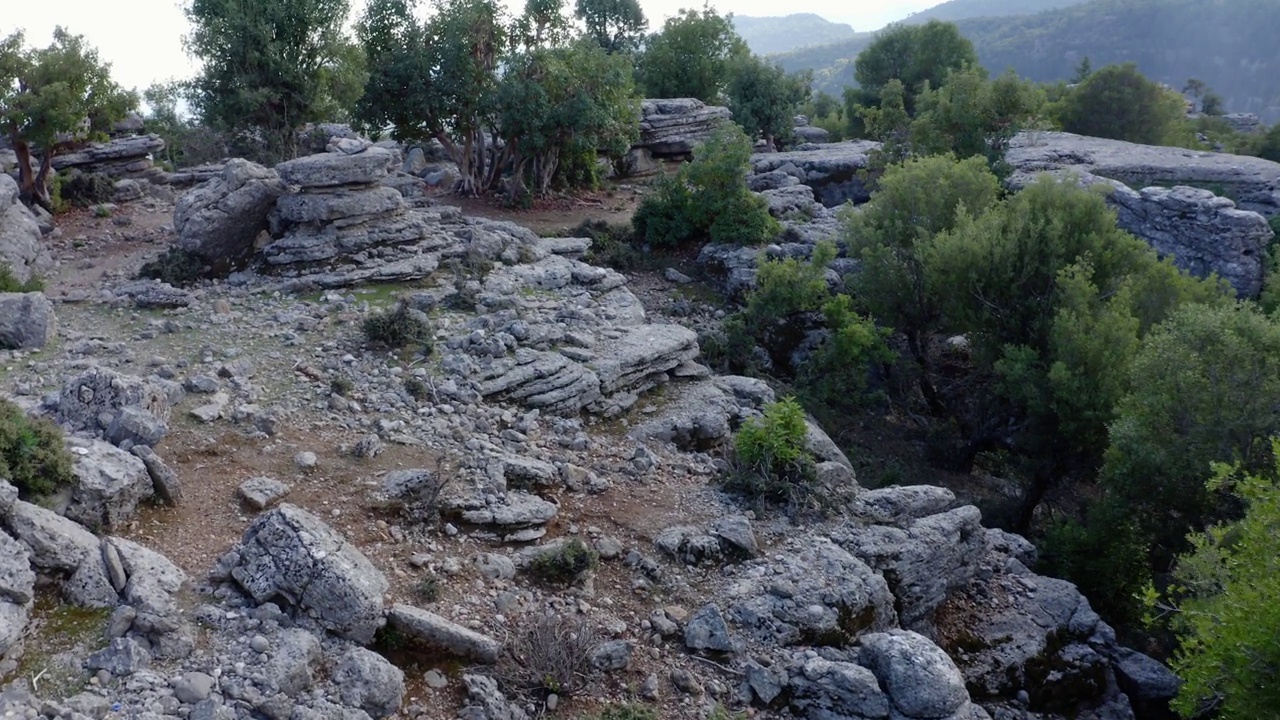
[[4, 0, 938, 93]]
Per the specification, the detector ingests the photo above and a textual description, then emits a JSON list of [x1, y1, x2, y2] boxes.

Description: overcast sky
[[5, 0, 936, 93]]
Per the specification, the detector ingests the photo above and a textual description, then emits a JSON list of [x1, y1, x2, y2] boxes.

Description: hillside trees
[[637, 6, 748, 103], [725, 55, 811, 150], [845, 19, 978, 128], [1056, 63, 1188, 144], [574, 0, 647, 53], [0, 28, 136, 210], [185, 0, 352, 162], [909, 67, 1045, 173], [355, 0, 639, 199]]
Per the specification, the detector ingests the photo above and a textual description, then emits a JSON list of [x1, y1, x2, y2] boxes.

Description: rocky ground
[[0, 130, 1215, 720]]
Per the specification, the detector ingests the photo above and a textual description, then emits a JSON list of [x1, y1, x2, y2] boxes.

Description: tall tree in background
[[725, 56, 810, 150], [184, 0, 351, 161], [853, 20, 978, 117], [0, 28, 135, 210], [637, 6, 747, 103], [1057, 63, 1187, 145], [574, 0, 647, 54]]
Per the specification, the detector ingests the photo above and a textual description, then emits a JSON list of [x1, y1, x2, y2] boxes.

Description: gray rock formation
[[4, 500, 99, 571], [331, 647, 405, 719], [750, 141, 880, 207], [264, 147, 454, 268], [64, 438, 154, 530], [792, 125, 831, 145], [0, 174, 53, 283], [1006, 130, 1280, 216], [386, 604, 502, 662], [0, 292, 55, 349], [1008, 170, 1274, 297], [58, 367, 173, 441], [859, 630, 972, 719], [637, 98, 733, 156], [174, 159, 288, 269], [52, 134, 166, 181], [227, 504, 389, 643]]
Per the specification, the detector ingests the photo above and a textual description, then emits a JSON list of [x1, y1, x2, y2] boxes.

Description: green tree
[[1102, 302, 1280, 562], [1057, 63, 1188, 145], [637, 6, 747, 103], [1160, 445, 1280, 719], [0, 28, 135, 210], [632, 124, 777, 246], [497, 39, 639, 198], [856, 78, 911, 163], [910, 68, 1045, 174], [313, 38, 369, 123], [852, 20, 978, 117], [1071, 56, 1092, 84], [725, 55, 810, 150], [185, 0, 352, 162], [1259, 123, 1280, 163], [574, 0, 647, 54], [810, 91, 838, 120], [354, 0, 507, 195]]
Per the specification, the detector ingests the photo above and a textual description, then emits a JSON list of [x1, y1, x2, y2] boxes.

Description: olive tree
[[0, 28, 135, 210]]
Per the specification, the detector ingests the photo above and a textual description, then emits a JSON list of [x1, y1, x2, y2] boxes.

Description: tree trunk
[[11, 133, 53, 212], [31, 153, 55, 212]]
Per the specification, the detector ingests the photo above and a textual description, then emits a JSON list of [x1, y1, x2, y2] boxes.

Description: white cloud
[[3, 0, 934, 92]]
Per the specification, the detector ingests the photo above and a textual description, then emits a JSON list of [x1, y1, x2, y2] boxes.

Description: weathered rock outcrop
[[174, 158, 288, 270], [52, 134, 166, 181], [64, 438, 154, 530], [1007, 130, 1280, 217], [750, 141, 880, 207], [0, 174, 53, 283], [636, 98, 733, 156], [222, 503, 389, 643], [0, 292, 55, 349], [264, 146, 454, 268], [57, 367, 174, 444]]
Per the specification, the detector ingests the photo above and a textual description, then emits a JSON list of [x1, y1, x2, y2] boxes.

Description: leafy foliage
[[362, 303, 434, 351], [1158, 447, 1280, 719], [852, 20, 979, 118], [632, 126, 777, 247], [725, 55, 811, 149], [0, 399, 76, 499], [0, 28, 135, 210], [58, 173, 115, 208], [636, 7, 748, 103], [185, 0, 352, 162], [142, 81, 228, 169], [910, 67, 1046, 174], [1055, 63, 1188, 145], [575, 0, 647, 54], [138, 248, 210, 288]]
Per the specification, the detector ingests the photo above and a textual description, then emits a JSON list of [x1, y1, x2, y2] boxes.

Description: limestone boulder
[[0, 292, 55, 349], [174, 159, 288, 269]]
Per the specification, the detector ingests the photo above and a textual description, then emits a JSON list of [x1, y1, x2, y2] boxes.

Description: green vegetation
[[636, 7, 747, 103], [843, 19, 979, 128], [362, 303, 434, 351], [575, 0, 647, 54], [589, 703, 659, 720], [415, 574, 441, 602], [185, 0, 353, 162], [0, 398, 76, 499], [632, 126, 777, 247], [1056, 63, 1187, 145], [0, 264, 44, 293], [138, 248, 210, 288], [528, 538, 599, 586], [723, 397, 823, 511], [725, 54, 811, 150], [0, 28, 135, 210], [57, 173, 115, 208], [1155, 446, 1280, 719]]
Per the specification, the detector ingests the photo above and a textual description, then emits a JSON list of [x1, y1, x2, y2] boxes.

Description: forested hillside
[[776, 0, 1280, 120], [732, 13, 859, 55], [900, 0, 1088, 24]]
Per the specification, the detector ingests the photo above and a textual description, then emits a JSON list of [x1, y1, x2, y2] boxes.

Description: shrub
[[742, 242, 835, 334], [93, 204, 112, 218], [59, 173, 116, 208], [594, 704, 659, 720], [572, 219, 645, 272], [0, 264, 44, 293], [138, 247, 209, 287], [415, 574, 441, 602], [529, 538, 599, 586], [1038, 498, 1151, 625], [798, 294, 895, 411], [723, 397, 821, 512], [362, 303, 434, 352], [0, 399, 76, 499], [330, 376, 355, 396], [631, 125, 778, 247], [495, 613, 599, 700], [404, 376, 432, 401]]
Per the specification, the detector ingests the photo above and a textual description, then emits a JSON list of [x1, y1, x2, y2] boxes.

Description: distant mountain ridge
[[773, 0, 1280, 121], [899, 0, 1090, 24], [731, 13, 860, 56]]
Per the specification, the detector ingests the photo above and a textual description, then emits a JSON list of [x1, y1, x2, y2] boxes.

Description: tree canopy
[[1056, 62, 1188, 145], [725, 55, 810, 149], [637, 7, 748, 103], [574, 0, 647, 53], [853, 20, 978, 116], [185, 0, 352, 161], [0, 28, 135, 209]]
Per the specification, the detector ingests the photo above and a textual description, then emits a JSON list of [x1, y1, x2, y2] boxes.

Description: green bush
[[572, 219, 646, 272], [60, 173, 116, 208], [632, 125, 778, 247], [743, 242, 836, 333], [362, 303, 434, 351], [798, 294, 895, 411], [0, 399, 76, 499], [593, 704, 659, 720], [724, 397, 821, 511], [1039, 498, 1151, 625], [529, 538, 599, 586], [415, 574, 441, 602], [138, 247, 209, 287], [0, 264, 44, 293]]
